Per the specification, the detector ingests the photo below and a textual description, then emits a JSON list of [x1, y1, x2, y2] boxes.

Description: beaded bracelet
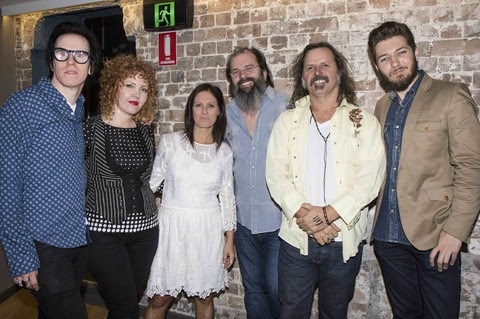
[[323, 206, 331, 225]]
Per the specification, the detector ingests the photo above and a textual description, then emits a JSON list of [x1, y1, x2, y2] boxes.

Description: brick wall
[[11, 0, 480, 318]]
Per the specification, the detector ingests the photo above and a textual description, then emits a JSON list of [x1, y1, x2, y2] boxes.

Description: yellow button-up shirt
[[266, 96, 386, 262]]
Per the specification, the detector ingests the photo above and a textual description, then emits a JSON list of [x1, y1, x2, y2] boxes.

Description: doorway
[[31, 5, 136, 117]]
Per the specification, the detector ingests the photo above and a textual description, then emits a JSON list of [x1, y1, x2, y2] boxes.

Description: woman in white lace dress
[[145, 83, 236, 319]]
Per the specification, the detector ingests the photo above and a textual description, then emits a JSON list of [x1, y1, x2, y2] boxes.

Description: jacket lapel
[[398, 74, 433, 168]]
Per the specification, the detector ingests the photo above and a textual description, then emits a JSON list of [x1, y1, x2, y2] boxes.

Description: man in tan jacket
[[368, 21, 480, 318]]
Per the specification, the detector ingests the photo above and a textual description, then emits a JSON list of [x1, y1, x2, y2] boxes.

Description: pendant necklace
[[310, 107, 330, 204]]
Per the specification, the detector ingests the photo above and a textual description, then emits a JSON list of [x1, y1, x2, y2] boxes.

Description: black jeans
[[374, 240, 461, 319], [32, 241, 88, 319], [88, 226, 159, 319]]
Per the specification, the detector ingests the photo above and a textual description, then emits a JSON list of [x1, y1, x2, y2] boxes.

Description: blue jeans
[[278, 238, 363, 319], [235, 222, 280, 319], [88, 226, 159, 319], [374, 240, 461, 319], [32, 241, 88, 319]]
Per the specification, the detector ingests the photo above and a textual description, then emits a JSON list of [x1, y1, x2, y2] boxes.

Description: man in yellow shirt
[[266, 42, 385, 318]]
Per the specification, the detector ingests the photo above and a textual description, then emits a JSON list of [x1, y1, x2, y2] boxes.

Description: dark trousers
[[88, 226, 158, 319], [278, 238, 363, 319], [32, 241, 88, 319], [374, 240, 461, 319]]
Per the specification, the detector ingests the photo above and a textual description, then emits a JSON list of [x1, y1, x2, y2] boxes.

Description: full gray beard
[[234, 78, 267, 114]]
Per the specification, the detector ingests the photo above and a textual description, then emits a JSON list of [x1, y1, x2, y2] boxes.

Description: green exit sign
[[143, 0, 193, 31]]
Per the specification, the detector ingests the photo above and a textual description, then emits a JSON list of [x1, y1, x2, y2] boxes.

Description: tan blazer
[[373, 73, 480, 250]]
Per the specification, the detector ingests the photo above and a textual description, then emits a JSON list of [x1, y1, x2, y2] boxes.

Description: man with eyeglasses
[[266, 42, 385, 318], [0, 21, 101, 319], [225, 47, 289, 319]]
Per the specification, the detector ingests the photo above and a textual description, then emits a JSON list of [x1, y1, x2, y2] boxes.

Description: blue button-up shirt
[[374, 70, 425, 244], [225, 86, 289, 234], [0, 77, 88, 277]]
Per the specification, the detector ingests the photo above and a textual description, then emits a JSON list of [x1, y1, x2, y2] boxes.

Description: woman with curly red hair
[[84, 54, 159, 319]]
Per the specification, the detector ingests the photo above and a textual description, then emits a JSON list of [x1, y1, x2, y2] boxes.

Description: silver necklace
[[310, 108, 330, 204]]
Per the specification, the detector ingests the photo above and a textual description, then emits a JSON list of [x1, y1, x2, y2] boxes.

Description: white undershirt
[[67, 101, 77, 112], [306, 118, 342, 240]]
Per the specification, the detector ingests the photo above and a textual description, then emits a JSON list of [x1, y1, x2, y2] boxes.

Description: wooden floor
[[0, 288, 109, 319]]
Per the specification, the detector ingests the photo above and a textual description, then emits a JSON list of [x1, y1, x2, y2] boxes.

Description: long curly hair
[[289, 42, 356, 108], [99, 54, 158, 122]]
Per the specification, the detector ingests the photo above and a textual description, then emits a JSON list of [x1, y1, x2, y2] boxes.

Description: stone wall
[[10, 0, 480, 318]]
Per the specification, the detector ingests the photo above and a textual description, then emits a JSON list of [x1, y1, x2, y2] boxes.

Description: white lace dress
[[146, 132, 236, 299]]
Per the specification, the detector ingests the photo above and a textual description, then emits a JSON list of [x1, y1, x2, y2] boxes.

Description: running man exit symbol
[[155, 2, 175, 28]]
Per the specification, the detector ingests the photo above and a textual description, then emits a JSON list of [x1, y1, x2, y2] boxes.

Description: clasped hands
[[296, 203, 340, 246]]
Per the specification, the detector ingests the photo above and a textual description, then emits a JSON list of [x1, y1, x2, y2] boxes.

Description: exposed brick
[[440, 24, 462, 38], [170, 71, 185, 83], [459, 3, 480, 22], [465, 38, 480, 56], [233, 10, 250, 25], [217, 40, 234, 54], [269, 6, 287, 21], [270, 36, 288, 50], [199, 13, 215, 28], [251, 8, 269, 23], [437, 56, 462, 72], [413, 0, 437, 6], [201, 69, 218, 81], [430, 39, 466, 56], [10, 1, 480, 318], [177, 30, 194, 44], [215, 12, 231, 26], [201, 42, 216, 55], [185, 43, 200, 58], [327, 1, 347, 15], [226, 23, 262, 39], [473, 72, 480, 89], [347, 0, 369, 13], [368, 0, 390, 9], [265, 20, 299, 35], [252, 37, 268, 50], [433, 7, 455, 23], [163, 109, 184, 122], [464, 55, 480, 72], [299, 17, 338, 33]]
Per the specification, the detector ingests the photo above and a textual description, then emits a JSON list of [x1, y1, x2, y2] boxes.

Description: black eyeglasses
[[53, 48, 91, 64]]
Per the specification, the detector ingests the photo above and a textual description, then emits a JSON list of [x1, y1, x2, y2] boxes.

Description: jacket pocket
[[426, 185, 453, 224]]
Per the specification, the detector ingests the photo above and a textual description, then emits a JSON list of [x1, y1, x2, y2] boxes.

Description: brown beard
[[378, 59, 419, 92]]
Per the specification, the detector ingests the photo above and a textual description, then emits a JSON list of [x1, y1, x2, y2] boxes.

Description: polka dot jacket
[[0, 77, 88, 277]]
